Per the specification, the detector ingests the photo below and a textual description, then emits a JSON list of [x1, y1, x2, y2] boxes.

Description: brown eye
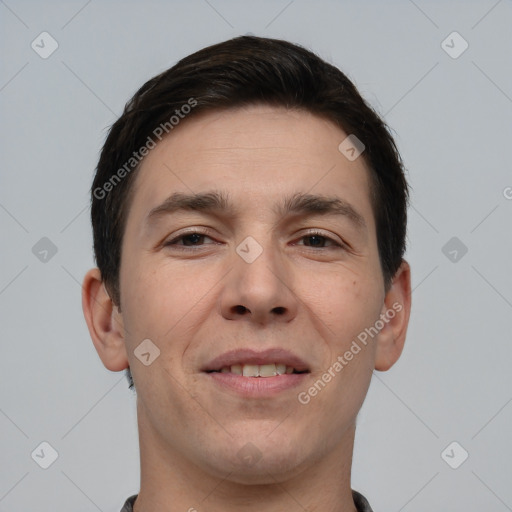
[[295, 231, 344, 250], [164, 229, 216, 250], [302, 234, 331, 248], [174, 233, 207, 246]]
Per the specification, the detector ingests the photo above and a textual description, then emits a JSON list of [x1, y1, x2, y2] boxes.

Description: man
[[82, 35, 411, 512]]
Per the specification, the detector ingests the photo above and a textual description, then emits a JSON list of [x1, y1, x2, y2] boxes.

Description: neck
[[133, 402, 358, 512]]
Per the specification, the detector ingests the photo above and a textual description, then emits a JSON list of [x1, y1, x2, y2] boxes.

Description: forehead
[[126, 104, 375, 232]]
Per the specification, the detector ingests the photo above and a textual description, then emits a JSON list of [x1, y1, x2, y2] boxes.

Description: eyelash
[[163, 229, 346, 251]]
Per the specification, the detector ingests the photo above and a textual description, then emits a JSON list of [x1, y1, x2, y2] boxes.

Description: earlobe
[[374, 260, 412, 371], [81, 268, 129, 372]]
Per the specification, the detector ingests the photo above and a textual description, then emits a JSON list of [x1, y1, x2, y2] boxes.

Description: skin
[[82, 104, 411, 512]]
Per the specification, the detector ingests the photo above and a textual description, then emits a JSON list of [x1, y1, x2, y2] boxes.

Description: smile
[[207, 363, 309, 377]]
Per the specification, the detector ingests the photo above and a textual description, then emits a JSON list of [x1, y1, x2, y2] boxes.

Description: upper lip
[[201, 348, 310, 372]]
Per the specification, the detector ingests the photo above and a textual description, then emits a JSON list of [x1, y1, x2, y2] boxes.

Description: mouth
[[201, 348, 311, 397], [206, 363, 309, 377]]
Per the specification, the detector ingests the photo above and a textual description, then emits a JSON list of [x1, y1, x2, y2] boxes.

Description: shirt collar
[[120, 489, 374, 511]]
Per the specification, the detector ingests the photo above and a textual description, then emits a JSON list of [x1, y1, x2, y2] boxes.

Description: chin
[[200, 438, 310, 484]]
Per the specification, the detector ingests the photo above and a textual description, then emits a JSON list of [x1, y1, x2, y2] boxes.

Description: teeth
[[276, 364, 287, 375], [259, 364, 277, 377], [217, 363, 298, 377], [231, 364, 243, 375], [242, 364, 259, 377]]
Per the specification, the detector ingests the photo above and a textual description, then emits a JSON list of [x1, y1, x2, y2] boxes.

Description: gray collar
[[121, 489, 374, 511]]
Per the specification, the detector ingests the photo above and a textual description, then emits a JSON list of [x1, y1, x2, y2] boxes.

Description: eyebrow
[[145, 190, 367, 231]]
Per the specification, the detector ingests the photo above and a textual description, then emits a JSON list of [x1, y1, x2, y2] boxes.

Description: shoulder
[[120, 493, 138, 512], [352, 489, 374, 512]]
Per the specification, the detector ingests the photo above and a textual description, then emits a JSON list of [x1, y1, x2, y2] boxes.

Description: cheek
[[120, 257, 220, 363], [301, 271, 381, 341], [303, 279, 378, 411]]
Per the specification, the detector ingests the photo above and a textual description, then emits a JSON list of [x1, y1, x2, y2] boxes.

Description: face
[[115, 105, 393, 483]]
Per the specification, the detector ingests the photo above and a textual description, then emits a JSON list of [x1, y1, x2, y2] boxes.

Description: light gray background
[[1, 1, 511, 511]]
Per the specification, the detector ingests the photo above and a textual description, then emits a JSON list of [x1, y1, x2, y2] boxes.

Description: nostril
[[234, 305, 248, 314], [272, 306, 286, 315]]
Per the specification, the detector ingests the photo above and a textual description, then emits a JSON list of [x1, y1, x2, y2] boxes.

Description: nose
[[219, 237, 299, 325]]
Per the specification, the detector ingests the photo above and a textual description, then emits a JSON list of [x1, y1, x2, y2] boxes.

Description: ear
[[374, 260, 412, 371], [81, 268, 129, 372]]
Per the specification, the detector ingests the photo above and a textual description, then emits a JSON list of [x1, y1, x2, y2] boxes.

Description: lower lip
[[204, 372, 309, 397]]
